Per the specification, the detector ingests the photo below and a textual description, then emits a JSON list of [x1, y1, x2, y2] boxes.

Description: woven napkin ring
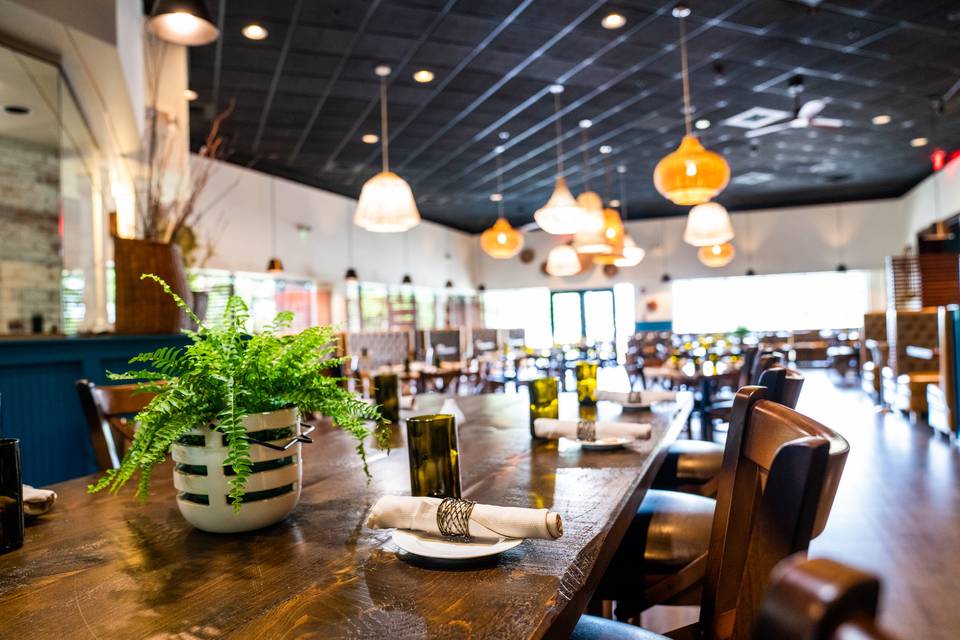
[[628, 391, 643, 404], [577, 420, 597, 442], [437, 497, 477, 540]]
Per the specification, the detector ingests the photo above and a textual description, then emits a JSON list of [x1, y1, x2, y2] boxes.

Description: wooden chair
[[76, 380, 155, 470], [589, 384, 849, 639], [576, 556, 897, 640], [755, 556, 900, 640], [702, 351, 783, 440], [655, 367, 804, 497]]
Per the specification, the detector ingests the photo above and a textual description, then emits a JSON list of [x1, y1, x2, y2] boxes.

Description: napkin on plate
[[22, 485, 57, 516], [400, 395, 416, 410], [597, 390, 677, 405], [367, 495, 562, 540], [533, 418, 651, 440]]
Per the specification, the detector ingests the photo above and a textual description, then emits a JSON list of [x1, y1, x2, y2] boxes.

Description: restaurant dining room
[[2, 0, 960, 638]]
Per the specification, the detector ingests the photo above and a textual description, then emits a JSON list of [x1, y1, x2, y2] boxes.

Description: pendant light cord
[[836, 207, 844, 264], [553, 92, 566, 176], [746, 213, 753, 269], [580, 128, 592, 191], [270, 179, 278, 255], [619, 169, 628, 222], [495, 151, 506, 219], [380, 75, 389, 173], [678, 15, 693, 136]]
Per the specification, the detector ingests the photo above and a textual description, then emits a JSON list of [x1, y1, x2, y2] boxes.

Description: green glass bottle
[[529, 376, 559, 439], [576, 361, 599, 406], [405, 414, 462, 499], [373, 373, 400, 423]]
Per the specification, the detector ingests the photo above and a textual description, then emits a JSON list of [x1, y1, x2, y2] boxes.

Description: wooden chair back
[[736, 346, 759, 388], [756, 556, 899, 640], [756, 367, 804, 410], [700, 386, 850, 640], [750, 352, 784, 385], [76, 380, 155, 470]]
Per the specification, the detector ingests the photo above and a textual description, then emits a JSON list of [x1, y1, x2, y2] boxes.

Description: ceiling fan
[[745, 75, 844, 139]]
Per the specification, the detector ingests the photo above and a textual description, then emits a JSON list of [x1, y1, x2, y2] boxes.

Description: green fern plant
[[89, 274, 385, 509]]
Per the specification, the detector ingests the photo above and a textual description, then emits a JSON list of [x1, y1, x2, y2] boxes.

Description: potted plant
[[90, 275, 385, 533]]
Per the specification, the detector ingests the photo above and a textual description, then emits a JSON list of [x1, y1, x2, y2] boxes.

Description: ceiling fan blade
[[745, 120, 798, 138], [798, 99, 825, 120], [810, 117, 843, 129]]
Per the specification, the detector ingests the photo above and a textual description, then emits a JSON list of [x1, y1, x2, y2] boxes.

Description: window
[[482, 287, 552, 349], [671, 270, 873, 334]]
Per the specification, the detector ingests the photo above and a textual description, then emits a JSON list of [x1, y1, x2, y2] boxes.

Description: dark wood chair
[[655, 367, 804, 497], [702, 352, 783, 440], [586, 384, 849, 638], [76, 379, 155, 470], [755, 556, 900, 640]]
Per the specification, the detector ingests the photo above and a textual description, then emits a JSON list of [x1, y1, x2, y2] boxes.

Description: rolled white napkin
[[597, 390, 677, 405], [400, 395, 416, 410], [439, 398, 466, 426], [534, 418, 651, 440], [22, 485, 57, 516], [367, 495, 562, 540]]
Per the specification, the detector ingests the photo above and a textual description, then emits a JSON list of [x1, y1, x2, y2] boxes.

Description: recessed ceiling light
[[361, 134, 379, 144], [579, 119, 593, 129], [599, 144, 613, 154], [494, 145, 505, 154], [413, 69, 434, 83], [489, 193, 503, 202], [872, 114, 891, 125], [184, 89, 198, 101], [601, 13, 626, 29], [671, 4, 691, 18], [3, 105, 30, 115], [911, 137, 928, 147], [608, 199, 621, 207], [694, 118, 711, 130], [498, 131, 510, 140], [242, 23, 268, 40], [548, 84, 564, 94]]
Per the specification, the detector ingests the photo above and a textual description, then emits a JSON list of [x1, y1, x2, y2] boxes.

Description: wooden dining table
[[0, 391, 692, 640]]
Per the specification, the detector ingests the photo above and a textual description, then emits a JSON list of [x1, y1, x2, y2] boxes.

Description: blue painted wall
[[0, 335, 189, 486]]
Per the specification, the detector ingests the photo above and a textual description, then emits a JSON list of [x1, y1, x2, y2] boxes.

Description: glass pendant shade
[[147, 0, 220, 46], [654, 135, 730, 206], [698, 242, 736, 268], [344, 268, 358, 283], [545, 244, 582, 276], [354, 171, 421, 232], [572, 192, 613, 254], [684, 201, 734, 247], [534, 177, 588, 235], [480, 217, 524, 259], [266, 257, 284, 273], [614, 236, 645, 267]]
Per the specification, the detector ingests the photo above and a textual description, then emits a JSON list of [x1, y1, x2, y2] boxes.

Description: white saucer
[[578, 437, 632, 450], [392, 529, 523, 560]]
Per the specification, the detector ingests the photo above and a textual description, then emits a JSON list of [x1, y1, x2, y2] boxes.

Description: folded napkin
[[367, 495, 562, 540], [22, 485, 57, 516], [533, 418, 651, 441], [597, 390, 677, 404], [439, 398, 466, 426], [400, 395, 416, 411]]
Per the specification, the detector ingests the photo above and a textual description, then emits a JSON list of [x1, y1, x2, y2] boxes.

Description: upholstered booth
[[789, 330, 830, 366], [861, 311, 888, 400], [882, 309, 940, 417], [928, 306, 959, 439], [343, 330, 414, 368], [418, 328, 464, 362], [469, 327, 500, 356]]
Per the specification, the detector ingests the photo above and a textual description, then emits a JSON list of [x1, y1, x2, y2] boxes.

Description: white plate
[[392, 529, 523, 560], [578, 437, 632, 451], [619, 402, 653, 412]]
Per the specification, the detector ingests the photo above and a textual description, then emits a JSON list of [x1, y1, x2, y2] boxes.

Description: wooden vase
[[113, 237, 192, 334]]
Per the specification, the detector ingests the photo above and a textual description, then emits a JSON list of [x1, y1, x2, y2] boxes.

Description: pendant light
[[653, 5, 730, 206], [835, 205, 847, 272], [660, 219, 671, 282], [354, 65, 421, 232], [345, 214, 358, 282], [480, 148, 524, 259], [400, 232, 413, 290], [684, 201, 734, 246], [546, 243, 582, 277], [601, 166, 645, 267], [745, 213, 756, 275], [698, 242, 735, 268], [573, 122, 615, 255], [534, 85, 588, 235], [147, 0, 220, 46], [266, 180, 283, 273]]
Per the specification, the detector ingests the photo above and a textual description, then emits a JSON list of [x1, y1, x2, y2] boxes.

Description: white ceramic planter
[[171, 407, 305, 533]]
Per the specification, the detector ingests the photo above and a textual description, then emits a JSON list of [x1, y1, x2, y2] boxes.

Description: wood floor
[[797, 370, 960, 640]]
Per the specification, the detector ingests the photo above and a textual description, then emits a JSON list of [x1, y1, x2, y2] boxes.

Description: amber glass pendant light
[[653, 4, 730, 206], [480, 148, 524, 259]]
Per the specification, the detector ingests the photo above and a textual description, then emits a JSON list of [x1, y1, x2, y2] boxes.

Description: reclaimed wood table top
[[0, 391, 692, 640]]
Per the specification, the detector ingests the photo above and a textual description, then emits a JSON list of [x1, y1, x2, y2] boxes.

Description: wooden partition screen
[[918, 253, 960, 307], [885, 255, 922, 310]]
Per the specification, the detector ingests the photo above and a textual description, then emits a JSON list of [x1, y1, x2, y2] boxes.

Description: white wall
[[191, 158, 477, 321], [902, 155, 960, 241]]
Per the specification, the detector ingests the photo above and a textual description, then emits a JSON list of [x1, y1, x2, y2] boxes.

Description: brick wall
[[0, 136, 61, 333]]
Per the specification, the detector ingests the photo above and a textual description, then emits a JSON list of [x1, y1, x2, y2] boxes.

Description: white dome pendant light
[[354, 65, 421, 233], [534, 85, 588, 235], [572, 121, 614, 255]]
